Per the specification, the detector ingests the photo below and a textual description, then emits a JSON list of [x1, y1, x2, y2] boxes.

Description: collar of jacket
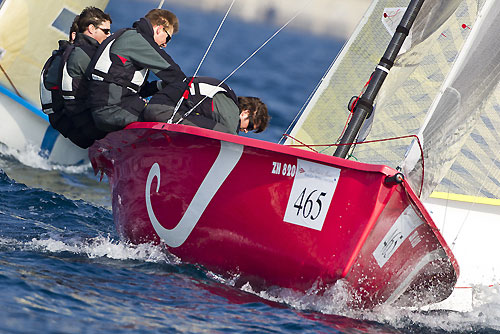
[[133, 17, 155, 38], [132, 17, 163, 52], [57, 39, 71, 51], [74, 33, 100, 48]]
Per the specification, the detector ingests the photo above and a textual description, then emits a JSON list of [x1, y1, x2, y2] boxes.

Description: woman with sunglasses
[[40, 6, 112, 149]]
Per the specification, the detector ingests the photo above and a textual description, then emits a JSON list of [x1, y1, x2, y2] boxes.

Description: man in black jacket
[[143, 76, 270, 134], [86, 9, 187, 133]]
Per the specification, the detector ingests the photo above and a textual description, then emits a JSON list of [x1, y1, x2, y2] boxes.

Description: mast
[[334, 0, 425, 158]]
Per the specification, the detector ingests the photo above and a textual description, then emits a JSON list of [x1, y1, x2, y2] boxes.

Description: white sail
[[403, 0, 500, 201], [286, 0, 464, 155], [0, 0, 109, 106], [287, 0, 500, 204]]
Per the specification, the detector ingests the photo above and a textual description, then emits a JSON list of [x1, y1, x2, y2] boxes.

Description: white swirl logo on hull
[[145, 141, 243, 247]]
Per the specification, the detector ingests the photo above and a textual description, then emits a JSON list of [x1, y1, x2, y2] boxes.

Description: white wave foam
[[0, 143, 90, 174], [27, 235, 180, 264], [237, 278, 500, 331], [11, 232, 500, 330]]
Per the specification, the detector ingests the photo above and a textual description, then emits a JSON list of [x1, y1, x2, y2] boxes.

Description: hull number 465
[[284, 159, 340, 231]]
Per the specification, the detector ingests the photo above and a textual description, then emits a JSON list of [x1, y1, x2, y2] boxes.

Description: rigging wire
[[278, 77, 325, 145], [168, 0, 237, 123], [193, 0, 236, 79], [176, 0, 314, 124]]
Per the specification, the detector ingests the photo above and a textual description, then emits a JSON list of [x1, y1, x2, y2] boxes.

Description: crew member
[[143, 76, 270, 134], [40, 7, 112, 148], [86, 9, 187, 133]]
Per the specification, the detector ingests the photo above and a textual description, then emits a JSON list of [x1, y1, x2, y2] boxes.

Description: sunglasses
[[98, 27, 111, 35], [163, 27, 172, 44]]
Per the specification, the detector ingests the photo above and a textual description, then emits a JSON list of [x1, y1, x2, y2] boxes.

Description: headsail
[[287, 0, 500, 205], [0, 0, 109, 106]]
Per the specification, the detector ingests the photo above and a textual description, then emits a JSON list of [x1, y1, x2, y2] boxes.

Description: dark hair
[[238, 96, 270, 133], [145, 9, 179, 34], [78, 7, 112, 33], [69, 15, 79, 42]]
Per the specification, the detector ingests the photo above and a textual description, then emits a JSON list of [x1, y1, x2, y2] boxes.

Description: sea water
[[0, 1, 499, 333]]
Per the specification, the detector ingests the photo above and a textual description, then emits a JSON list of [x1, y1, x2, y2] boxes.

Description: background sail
[[0, 0, 109, 106], [287, 0, 500, 204]]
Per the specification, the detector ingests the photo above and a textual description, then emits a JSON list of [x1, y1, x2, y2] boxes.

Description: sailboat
[[88, 0, 469, 309], [0, 0, 109, 165]]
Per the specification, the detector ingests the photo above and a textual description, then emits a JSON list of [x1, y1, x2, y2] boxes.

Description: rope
[[176, 1, 313, 124], [0, 64, 22, 97], [284, 133, 425, 197], [281, 134, 318, 153], [168, 0, 236, 124], [157, 0, 164, 8]]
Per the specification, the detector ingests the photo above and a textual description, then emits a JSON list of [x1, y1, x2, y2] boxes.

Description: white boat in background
[[0, 0, 109, 166], [286, 0, 500, 310]]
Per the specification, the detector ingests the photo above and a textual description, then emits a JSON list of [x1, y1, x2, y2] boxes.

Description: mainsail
[[287, 0, 500, 205], [0, 0, 109, 106]]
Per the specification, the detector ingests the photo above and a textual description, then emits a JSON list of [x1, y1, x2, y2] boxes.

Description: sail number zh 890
[[271, 161, 296, 177]]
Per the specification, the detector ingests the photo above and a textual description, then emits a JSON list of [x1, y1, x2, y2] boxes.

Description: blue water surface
[[0, 1, 499, 333]]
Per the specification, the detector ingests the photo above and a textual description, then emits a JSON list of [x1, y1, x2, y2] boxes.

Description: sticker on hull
[[284, 159, 340, 231], [373, 206, 424, 267]]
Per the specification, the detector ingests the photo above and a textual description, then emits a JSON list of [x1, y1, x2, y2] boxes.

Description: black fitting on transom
[[384, 172, 405, 186]]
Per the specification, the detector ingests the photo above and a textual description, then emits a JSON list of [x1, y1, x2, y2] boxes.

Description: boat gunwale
[[93, 122, 400, 178]]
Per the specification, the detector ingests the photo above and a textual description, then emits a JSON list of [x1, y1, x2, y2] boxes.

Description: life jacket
[[86, 19, 187, 115], [40, 40, 73, 118], [60, 42, 96, 108], [40, 37, 105, 148], [85, 28, 149, 113], [185, 76, 238, 120]]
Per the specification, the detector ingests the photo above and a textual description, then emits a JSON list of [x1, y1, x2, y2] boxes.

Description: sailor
[[85, 9, 187, 133], [40, 7, 112, 148], [143, 76, 270, 134]]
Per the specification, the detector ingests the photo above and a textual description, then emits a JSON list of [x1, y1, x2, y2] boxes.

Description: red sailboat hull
[[90, 122, 458, 308]]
